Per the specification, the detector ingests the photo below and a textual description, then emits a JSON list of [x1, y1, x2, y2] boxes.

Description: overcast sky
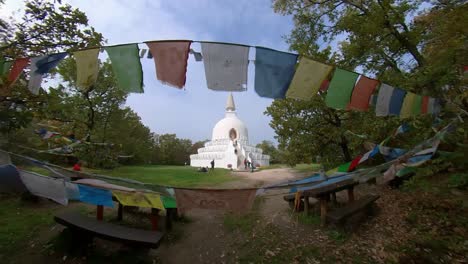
[[1, 0, 295, 145]]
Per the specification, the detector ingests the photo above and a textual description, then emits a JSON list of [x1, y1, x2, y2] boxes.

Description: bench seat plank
[[54, 211, 164, 248], [327, 194, 380, 222]]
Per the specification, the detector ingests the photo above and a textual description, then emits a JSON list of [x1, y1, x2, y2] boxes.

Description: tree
[[273, 0, 467, 96], [256, 140, 280, 163], [268, 0, 467, 167], [0, 0, 104, 135], [155, 134, 193, 165]]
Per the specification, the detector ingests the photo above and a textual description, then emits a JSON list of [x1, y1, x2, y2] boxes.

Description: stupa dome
[[211, 93, 248, 141]]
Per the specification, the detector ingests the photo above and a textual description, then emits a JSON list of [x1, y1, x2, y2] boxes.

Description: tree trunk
[[340, 135, 352, 162]]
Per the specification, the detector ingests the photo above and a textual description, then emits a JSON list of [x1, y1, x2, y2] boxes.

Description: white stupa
[[190, 93, 270, 170]]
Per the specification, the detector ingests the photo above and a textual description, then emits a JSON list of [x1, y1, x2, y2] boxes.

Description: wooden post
[[117, 203, 123, 221], [347, 187, 355, 202], [320, 198, 328, 227], [151, 208, 159, 231], [331, 192, 337, 205], [165, 208, 174, 231], [304, 195, 309, 215], [96, 205, 103, 221]]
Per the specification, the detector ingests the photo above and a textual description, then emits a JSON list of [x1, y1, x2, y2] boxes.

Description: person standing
[[244, 158, 247, 170], [210, 159, 215, 171]]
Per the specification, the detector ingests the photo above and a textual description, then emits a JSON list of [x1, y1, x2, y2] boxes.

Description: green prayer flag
[[411, 95, 422, 116], [2, 60, 12, 75], [337, 162, 351, 172], [325, 68, 359, 109], [105, 44, 144, 93], [400, 92, 416, 118], [396, 167, 415, 177], [162, 196, 177, 209]]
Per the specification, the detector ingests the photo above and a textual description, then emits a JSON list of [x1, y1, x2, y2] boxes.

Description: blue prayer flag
[[388, 88, 406, 115], [77, 184, 114, 207], [254, 47, 298, 99], [35, 53, 68, 74]]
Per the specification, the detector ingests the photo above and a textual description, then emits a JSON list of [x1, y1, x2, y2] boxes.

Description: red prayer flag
[[348, 155, 362, 172], [146, 41, 191, 89], [8, 58, 30, 84], [347, 76, 379, 111], [319, 79, 330, 92], [421, 96, 430, 114]]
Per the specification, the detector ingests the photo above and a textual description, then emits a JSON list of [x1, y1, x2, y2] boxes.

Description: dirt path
[[154, 168, 309, 263]]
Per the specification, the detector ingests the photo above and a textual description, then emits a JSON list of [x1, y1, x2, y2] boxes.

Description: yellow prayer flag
[[74, 49, 99, 91], [286, 57, 333, 100], [113, 191, 165, 210], [400, 92, 416, 118]]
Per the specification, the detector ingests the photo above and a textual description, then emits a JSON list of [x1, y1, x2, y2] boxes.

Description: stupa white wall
[[190, 94, 270, 170]]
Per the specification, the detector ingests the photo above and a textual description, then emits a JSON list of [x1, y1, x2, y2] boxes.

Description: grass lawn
[[86, 165, 235, 188], [0, 195, 56, 261]]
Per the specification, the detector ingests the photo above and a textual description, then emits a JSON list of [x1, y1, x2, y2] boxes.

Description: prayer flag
[[400, 92, 416, 118], [319, 79, 330, 92], [0, 164, 26, 193], [174, 189, 256, 213], [146, 41, 191, 89], [347, 76, 379, 111], [375, 84, 394, 116], [2, 60, 12, 75], [65, 182, 80, 200], [28, 53, 67, 94], [286, 57, 333, 100], [348, 155, 362, 172], [388, 88, 406, 116], [254, 47, 298, 98], [74, 49, 99, 91], [35, 53, 67, 74], [411, 94, 422, 116], [8, 58, 29, 84], [28, 57, 44, 95], [325, 68, 359, 109], [105, 44, 144, 93], [421, 96, 430, 114], [77, 184, 114, 207], [201, 42, 249, 91], [113, 191, 164, 210], [74, 179, 135, 192], [337, 162, 351, 172], [358, 147, 379, 164], [19, 170, 68, 205], [162, 196, 177, 209]]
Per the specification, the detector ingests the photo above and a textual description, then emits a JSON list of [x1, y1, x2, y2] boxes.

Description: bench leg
[[97, 205, 103, 221], [304, 195, 309, 215], [331, 192, 337, 206], [165, 208, 174, 231], [117, 203, 123, 221], [151, 208, 160, 231], [347, 187, 355, 202], [320, 198, 328, 227]]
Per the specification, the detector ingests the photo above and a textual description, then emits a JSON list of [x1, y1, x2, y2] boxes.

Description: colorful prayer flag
[[77, 184, 114, 207], [146, 41, 191, 89], [347, 76, 379, 111], [421, 96, 430, 114], [0, 164, 26, 193], [28, 57, 44, 95], [411, 95, 422, 116], [337, 161, 351, 172], [325, 68, 359, 109], [8, 58, 29, 84], [105, 44, 144, 93], [254, 47, 298, 99], [74, 49, 100, 91], [375, 84, 394, 116], [19, 170, 68, 205], [400, 92, 416, 118], [201, 42, 249, 91], [174, 189, 256, 213], [348, 155, 362, 172], [286, 57, 333, 100], [162, 196, 177, 209], [388, 88, 406, 116], [113, 191, 164, 210]]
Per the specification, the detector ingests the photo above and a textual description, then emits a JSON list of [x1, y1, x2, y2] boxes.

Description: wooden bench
[[326, 194, 380, 224], [54, 211, 164, 248]]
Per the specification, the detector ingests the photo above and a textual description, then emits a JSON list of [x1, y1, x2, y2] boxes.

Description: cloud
[[1, 0, 294, 145]]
